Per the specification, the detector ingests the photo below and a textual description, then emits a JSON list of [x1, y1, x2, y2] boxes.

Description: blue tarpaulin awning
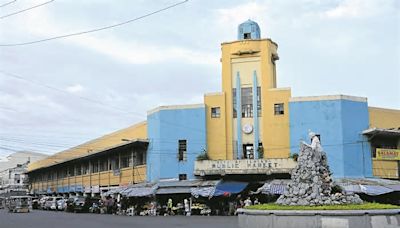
[[212, 181, 248, 196]]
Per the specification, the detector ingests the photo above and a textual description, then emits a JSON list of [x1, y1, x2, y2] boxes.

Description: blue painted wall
[[289, 98, 372, 178], [147, 106, 206, 182]]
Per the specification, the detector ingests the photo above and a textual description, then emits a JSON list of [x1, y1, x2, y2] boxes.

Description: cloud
[[66, 84, 84, 93], [215, 2, 268, 26], [68, 35, 218, 65], [8, 3, 219, 66], [322, 0, 395, 19]]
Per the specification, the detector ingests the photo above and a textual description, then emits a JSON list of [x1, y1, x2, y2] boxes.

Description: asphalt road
[[0, 209, 239, 228]]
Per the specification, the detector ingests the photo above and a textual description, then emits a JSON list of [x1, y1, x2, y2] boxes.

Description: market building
[[27, 20, 400, 197]]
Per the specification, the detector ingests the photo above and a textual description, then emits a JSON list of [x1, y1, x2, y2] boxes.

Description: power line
[[0, 0, 16, 8], [0, 70, 142, 117], [0, 0, 54, 19], [0, 70, 217, 141], [0, 0, 189, 47]]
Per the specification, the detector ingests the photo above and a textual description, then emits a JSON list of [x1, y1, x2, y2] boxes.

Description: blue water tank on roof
[[238, 19, 261, 40]]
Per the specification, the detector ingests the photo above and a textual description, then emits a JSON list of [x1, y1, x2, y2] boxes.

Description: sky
[[0, 0, 399, 157]]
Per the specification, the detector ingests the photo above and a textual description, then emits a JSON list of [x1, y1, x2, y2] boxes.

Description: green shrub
[[196, 152, 209, 161], [290, 153, 299, 161]]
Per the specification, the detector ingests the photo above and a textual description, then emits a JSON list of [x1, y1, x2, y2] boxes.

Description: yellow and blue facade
[[27, 20, 400, 195], [146, 104, 206, 182]]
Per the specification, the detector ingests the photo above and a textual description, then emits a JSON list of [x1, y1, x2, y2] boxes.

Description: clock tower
[[205, 20, 291, 160]]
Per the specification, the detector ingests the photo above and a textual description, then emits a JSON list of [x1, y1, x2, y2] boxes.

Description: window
[[274, 103, 284, 115], [233, 87, 262, 118], [179, 174, 187, 180], [137, 151, 146, 165], [241, 87, 253, 118], [178, 140, 187, 161], [113, 157, 120, 170], [75, 164, 82, 176], [244, 33, 251, 39], [58, 170, 64, 179], [68, 166, 75, 177], [100, 158, 108, 172], [82, 163, 89, 175], [211, 107, 221, 118], [120, 151, 132, 168], [92, 160, 99, 173]]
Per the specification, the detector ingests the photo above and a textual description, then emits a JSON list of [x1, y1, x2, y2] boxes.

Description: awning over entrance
[[335, 178, 400, 196], [191, 181, 248, 198], [251, 179, 290, 195], [213, 181, 248, 196], [156, 180, 219, 195], [104, 183, 156, 197]]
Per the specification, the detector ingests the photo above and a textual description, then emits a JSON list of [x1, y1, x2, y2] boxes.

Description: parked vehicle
[[56, 198, 67, 211], [7, 196, 32, 213], [44, 197, 62, 210], [0, 197, 5, 209], [39, 196, 49, 209], [66, 196, 100, 213]]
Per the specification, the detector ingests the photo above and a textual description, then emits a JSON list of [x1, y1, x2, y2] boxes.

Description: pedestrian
[[184, 198, 190, 216], [150, 201, 157, 216], [244, 197, 252, 207], [167, 198, 173, 215], [254, 197, 260, 205]]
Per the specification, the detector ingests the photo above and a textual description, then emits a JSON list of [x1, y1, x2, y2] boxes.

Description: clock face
[[242, 124, 253, 134]]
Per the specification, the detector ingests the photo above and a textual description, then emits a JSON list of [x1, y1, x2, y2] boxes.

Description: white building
[[0, 151, 47, 196]]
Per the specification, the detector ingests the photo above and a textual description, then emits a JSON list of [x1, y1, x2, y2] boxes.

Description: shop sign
[[84, 186, 91, 193], [91, 185, 100, 193], [376, 148, 400, 160], [194, 158, 297, 175]]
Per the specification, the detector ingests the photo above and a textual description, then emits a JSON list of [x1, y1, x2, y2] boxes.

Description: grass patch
[[246, 203, 400, 210]]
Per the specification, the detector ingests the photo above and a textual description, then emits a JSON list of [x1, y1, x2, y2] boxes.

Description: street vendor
[[167, 198, 173, 215]]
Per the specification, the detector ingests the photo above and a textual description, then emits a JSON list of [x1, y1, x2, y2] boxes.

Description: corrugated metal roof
[[362, 128, 400, 136], [27, 139, 148, 173]]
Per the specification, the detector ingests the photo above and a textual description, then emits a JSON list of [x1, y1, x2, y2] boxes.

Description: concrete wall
[[147, 105, 206, 182], [238, 209, 400, 228], [289, 96, 372, 178], [341, 100, 372, 177]]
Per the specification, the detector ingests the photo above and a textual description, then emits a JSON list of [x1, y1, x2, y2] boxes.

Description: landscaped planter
[[237, 208, 400, 228]]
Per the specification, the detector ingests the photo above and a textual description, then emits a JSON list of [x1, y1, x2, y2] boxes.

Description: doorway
[[243, 144, 254, 159]]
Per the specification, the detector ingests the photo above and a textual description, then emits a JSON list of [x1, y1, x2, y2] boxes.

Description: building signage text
[[376, 148, 400, 160]]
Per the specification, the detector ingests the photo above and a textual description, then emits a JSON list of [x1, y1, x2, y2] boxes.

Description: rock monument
[[277, 132, 362, 206]]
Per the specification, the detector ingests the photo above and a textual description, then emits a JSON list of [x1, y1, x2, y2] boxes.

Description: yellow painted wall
[[215, 38, 290, 160], [372, 159, 399, 179], [204, 93, 227, 160], [28, 121, 147, 172], [262, 88, 291, 158], [369, 107, 400, 129], [133, 165, 146, 183]]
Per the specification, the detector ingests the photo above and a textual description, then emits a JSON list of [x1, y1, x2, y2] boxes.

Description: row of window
[[210, 102, 285, 118], [31, 150, 146, 182]]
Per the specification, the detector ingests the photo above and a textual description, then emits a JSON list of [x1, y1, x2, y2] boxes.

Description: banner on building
[[376, 148, 400, 160]]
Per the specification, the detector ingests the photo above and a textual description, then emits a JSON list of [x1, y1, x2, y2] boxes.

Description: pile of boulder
[[277, 143, 362, 206]]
